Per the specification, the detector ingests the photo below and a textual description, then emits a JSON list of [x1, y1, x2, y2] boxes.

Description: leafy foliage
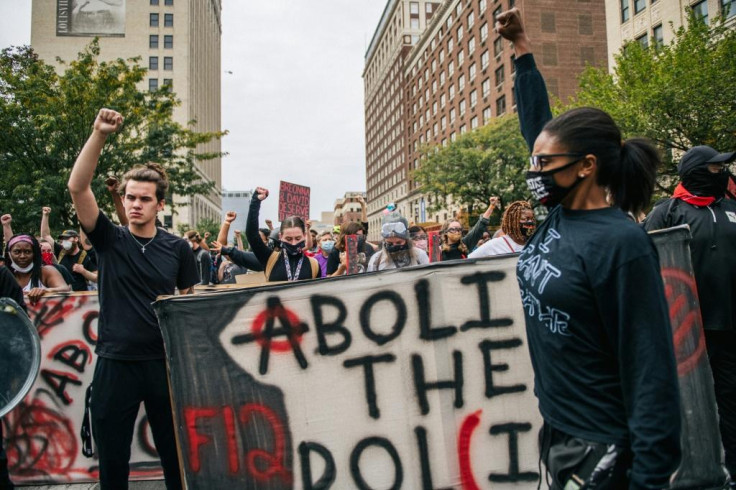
[[412, 114, 529, 219], [0, 40, 226, 235], [571, 12, 736, 194]]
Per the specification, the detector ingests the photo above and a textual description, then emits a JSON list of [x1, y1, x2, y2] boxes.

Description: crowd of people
[[1, 6, 735, 490]]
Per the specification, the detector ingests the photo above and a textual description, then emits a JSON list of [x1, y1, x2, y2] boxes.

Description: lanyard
[[283, 249, 304, 282]]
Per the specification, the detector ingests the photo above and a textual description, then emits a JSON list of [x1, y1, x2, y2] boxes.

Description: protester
[[217, 254, 248, 284], [327, 221, 374, 275], [469, 201, 535, 257], [643, 145, 736, 481], [367, 212, 428, 271], [184, 230, 212, 286], [497, 8, 680, 489], [409, 225, 428, 252], [312, 231, 334, 277], [68, 108, 199, 489], [439, 196, 498, 260], [4, 234, 70, 304], [41, 208, 98, 291], [245, 187, 321, 281]]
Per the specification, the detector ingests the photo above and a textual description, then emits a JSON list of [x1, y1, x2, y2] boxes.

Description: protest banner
[[155, 255, 542, 489], [650, 225, 729, 489], [279, 181, 310, 223], [428, 231, 441, 262], [1, 293, 163, 484], [345, 234, 361, 275]]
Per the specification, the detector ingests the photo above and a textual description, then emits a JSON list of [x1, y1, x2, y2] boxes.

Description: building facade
[[364, 0, 609, 240], [31, 0, 223, 232], [333, 191, 367, 226], [606, 0, 735, 67]]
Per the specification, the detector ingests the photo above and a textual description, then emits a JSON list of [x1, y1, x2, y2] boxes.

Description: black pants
[[90, 357, 182, 490], [705, 329, 736, 479]]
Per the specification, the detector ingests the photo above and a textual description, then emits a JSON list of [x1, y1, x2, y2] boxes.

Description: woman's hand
[[26, 287, 47, 305], [255, 187, 269, 201]]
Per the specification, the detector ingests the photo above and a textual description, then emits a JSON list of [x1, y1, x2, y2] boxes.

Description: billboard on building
[[57, 0, 125, 37]]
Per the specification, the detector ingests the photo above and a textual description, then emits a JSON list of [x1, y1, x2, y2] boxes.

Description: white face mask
[[62, 240, 73, 251], [11, 261, 34, 274]]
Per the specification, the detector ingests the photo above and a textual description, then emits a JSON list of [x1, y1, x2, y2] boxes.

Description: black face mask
[[281, 240, 305, 256], [520, 221, 537, 238], [682, 167, 729, 198], [526, 159, 583, 208], [385, 242, 409, 254]]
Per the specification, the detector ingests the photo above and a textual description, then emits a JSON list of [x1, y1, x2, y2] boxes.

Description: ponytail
[[605, 138, 659, 215], [542, 107, 659, 215]]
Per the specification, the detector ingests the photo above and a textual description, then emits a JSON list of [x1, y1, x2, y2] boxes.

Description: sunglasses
[[529, 153, 585, 170]]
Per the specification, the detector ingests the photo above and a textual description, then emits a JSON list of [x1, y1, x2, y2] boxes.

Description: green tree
[[571, 12, 736, 193], [0, 40, 226, 235], [412, 114, 529, 219]]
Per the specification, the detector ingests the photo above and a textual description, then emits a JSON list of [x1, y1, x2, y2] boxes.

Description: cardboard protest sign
[[428, 231, 442, 262], [155, 256, 543, 489], [2, 294, 163, 484], [279, 181, 310, 223], [344, 234, 361, 275]]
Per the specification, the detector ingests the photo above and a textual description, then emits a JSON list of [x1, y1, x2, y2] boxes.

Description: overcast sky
[[0, 1, 387, 222]]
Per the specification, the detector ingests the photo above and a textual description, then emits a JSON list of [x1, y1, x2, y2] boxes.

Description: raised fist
[[255, 187, 269, 201], [265, 219, 273, 229], [105, 176, 119, 192], [225, 211, 237, 223], [42, 207, 52, 216], [93, 108, 124, 136], [0, 214, 11, 225], [233, 230, 241, 236], [203, 232, 211, 239], [495, 8, 526, 43]]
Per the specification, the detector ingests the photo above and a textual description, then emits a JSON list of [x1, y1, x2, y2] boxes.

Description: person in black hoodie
[[644, 145, 736, 481], [497, 8, 681, 489], [245, 187, 321, 281]]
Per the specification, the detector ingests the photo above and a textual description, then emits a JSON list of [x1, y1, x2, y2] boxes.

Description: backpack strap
[[501, 236, 516, 253], [309, 256, 319, 278], [76, 250, 87, 265], [664, 198, 679, 227], [264, 250, 280, 280], [57, 249, 66, 263]]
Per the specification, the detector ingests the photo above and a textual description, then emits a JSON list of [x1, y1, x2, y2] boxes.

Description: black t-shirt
[[0, 265, 26, 312], [193, 247, 212, 285], [54, 242, 98, 291], [517, 205, 681, 485], [85, 211, 199, 360]]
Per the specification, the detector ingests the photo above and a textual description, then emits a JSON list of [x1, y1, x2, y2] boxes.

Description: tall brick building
[[364, 0, 608, 239]]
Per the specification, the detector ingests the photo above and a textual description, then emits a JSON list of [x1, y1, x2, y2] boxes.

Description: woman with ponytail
[[496, 8, 681, 490], [4, 234, 69, 304]]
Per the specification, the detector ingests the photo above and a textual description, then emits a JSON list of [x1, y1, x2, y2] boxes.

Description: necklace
[[282, 249, 304, 281], [128, 228, 157, 253]]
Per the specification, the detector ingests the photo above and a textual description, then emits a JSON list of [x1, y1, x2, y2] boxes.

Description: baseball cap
[[678, 146, 736, 177], [59, 229, 79, 239]]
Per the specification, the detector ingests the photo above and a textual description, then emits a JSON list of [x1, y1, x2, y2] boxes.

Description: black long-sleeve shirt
[[220, 247, 263, 272], [515, 53, 681, 489], [245, 199, 319, 281]]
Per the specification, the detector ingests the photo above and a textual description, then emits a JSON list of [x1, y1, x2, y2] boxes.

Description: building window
[[483, 106, 491, 122], [149, 78, 159, 91], [450, 107, 456, 122], [723, 0, 735, 18], [149, 34, 159, 48], [460, 124, 467, 134], [653, 24, 664, 46], [468, 36, 476, 54], [458, 74, 465, 91], [449, 84, 455, 99], [494, 37, 503, 57], [459, 99, 466, 115], [163, 56, 173, 70], [481, 50, 489, 70], [150, 13, 159, 27], [482, 78, 491, 97], [448, 38, 454, 52], [467, 12, 475, 28], [458, 49, 465, 66], [441, 116, 447, 130], [457, 26, 463, 41], [636, 33, 649, 48], [150, 0, 159, 5], [469, 63, 476, 80], [495, 65, 505, 86], [164, 34, 173, 48], [541, 12, 556, 32], [164, 13, 174, 27], [579, 14, 593, 35], [440, 93, 446, 107], [621, 0, 630, 22], [496, 95, 506, 115], [692, 0, 708, 23], [163, 79, 173, 90], [410, 2, 419, 14], [448, 62, 454, 76], [149, 56, 159, 70], [470, 89, 477, 107], [480, 0, 487, 12], [411, 18, 420, 29], [165, 0, 173, 5], [542, 42, 558, 66], [471, 116, 478, 129], [480, 23, 489, 42], [634, 0, 646, 14]]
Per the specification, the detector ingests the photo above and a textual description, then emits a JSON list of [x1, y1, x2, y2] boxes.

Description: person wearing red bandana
[[644, 145, 736, 483]]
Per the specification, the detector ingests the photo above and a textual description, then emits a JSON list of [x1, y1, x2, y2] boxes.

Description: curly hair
[[501, 201, 533, 245], [120, 162, 169, 202], [440, 220, 468, 254]]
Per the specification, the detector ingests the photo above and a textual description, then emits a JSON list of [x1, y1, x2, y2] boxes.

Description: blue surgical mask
[[321, 240, 335, 252]]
